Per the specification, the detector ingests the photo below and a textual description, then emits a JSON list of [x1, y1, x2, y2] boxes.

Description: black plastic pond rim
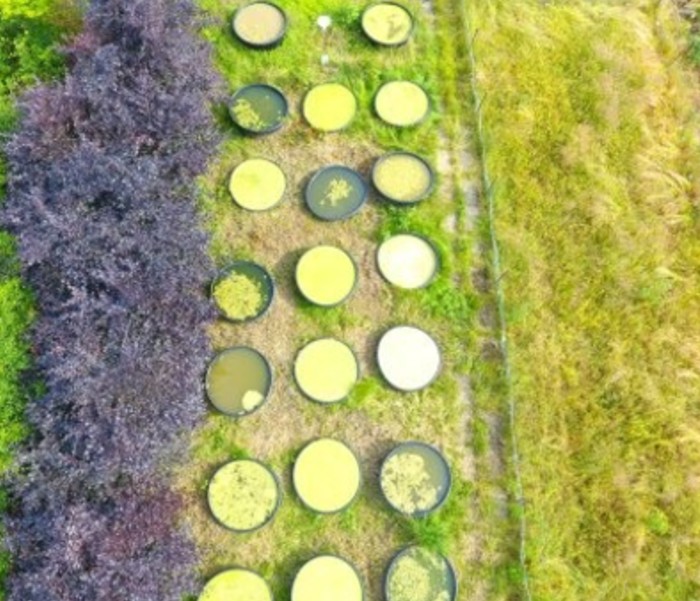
[[370, 151, 436, 205], [461, 7, 533, 601], [375, 231, 441, 289]]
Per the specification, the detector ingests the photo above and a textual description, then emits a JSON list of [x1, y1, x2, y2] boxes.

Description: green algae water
[[206, 348, 272, 417]]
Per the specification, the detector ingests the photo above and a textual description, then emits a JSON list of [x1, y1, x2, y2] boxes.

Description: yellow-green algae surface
[[293, 438, 361, 512], [208, 460, 279, 531], [199, 569, 272, 601]]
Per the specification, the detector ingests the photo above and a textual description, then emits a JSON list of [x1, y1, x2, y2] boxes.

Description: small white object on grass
[[317, 15, 332, 31], [320, 54, 330, 66]]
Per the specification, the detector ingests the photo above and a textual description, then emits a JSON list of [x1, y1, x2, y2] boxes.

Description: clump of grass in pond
[[386, 547, 456, 601], [375, 81, 430, 127], [380, 444, 451, 516], [199, 569, 273, 601], [206, 348, 272, 416], [305, 166, 368, 221], [292, 556, 363, 601], [293, 438, 361, 513], [362, 2, 414, 46], [303, 83, 357, 132], [294, 338, 359, 404], [373, 153, 434, 204], [295, 246, 357, 306], [230, 85, 288, 134], [377, 326, 441, 391], [207, 460, 280, 532], [232, 98, 266, 130], [323, 178, 352, 206], [229, 158, 286, 211], [377, 234, 439, 289], [232, 2, 287, 48]]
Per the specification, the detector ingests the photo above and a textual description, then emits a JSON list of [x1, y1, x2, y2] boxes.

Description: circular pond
[[305, 166, 368, 221], [205, 347, 272, 417], [303, 83, 357, 132], [211, 261, 274, 322], [293, 438, 361, 513], [294, 338, 359, 404], [375, 81, 430, 127], [230, 84, 288, 135], [372, 152, 434, 204], [377, 326, 441, 391], [207, 459, 281, 532], [377, 234, 439, 289], [199, 568, 273, 601], [292, 555, 364, 601], [295, 246, 357, 306], [232, 2, 287, 48], [380, 442, 452, 517], [361, 2, 414, 47], [385, 546, 457, 601], [230, 158, 286, 211]]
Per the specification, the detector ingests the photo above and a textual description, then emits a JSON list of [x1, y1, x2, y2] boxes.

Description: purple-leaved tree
[[1, 0, 222, 598]]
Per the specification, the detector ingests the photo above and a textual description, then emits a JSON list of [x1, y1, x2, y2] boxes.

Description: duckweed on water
[[199, 569, 272, 601], [295, 246, 357, 306], [373, 153, 433, 203], [213, 272, 264, 320], [381, 452, 440, 515], [208, 460, 279, 531], [303, 83, 357, 132], [386, 547, 455, 601], [362, 3, 414, 46], [375, 81, 430, 127], [294, 338, 359, 404]]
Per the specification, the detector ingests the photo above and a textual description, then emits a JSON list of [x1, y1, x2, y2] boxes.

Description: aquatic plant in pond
[[232, 2, 287, 48], [375, 81, 430, 127], [292, 555, 364, 601], [380, 443, 451, 516], [362, 2, 414, 46], [212, 261, 274, 321], [293, 438, 361, 513], [199, 569, 273, 601], [229, 158, 286, 211], [303, 83, 357, 132], [385, 546, 456, 601], [207, 460, 280, 532], [372, 152, 434, 204], [305, 166, 368, 221], [294, 338, 359, 403], [230, 85, 288, 134]]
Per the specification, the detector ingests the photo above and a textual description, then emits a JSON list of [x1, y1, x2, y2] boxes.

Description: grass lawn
[[466, 0, 700, 599]]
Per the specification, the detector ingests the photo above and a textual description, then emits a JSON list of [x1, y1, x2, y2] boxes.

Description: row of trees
[[1, 0, 221, 598]]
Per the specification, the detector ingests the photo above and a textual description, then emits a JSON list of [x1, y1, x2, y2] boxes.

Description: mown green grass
[[467, 1, 700, 599], [184, 0, 478, 598]]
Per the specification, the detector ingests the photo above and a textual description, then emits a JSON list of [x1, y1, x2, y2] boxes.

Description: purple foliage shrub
[[1, 0, 222, 598]]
